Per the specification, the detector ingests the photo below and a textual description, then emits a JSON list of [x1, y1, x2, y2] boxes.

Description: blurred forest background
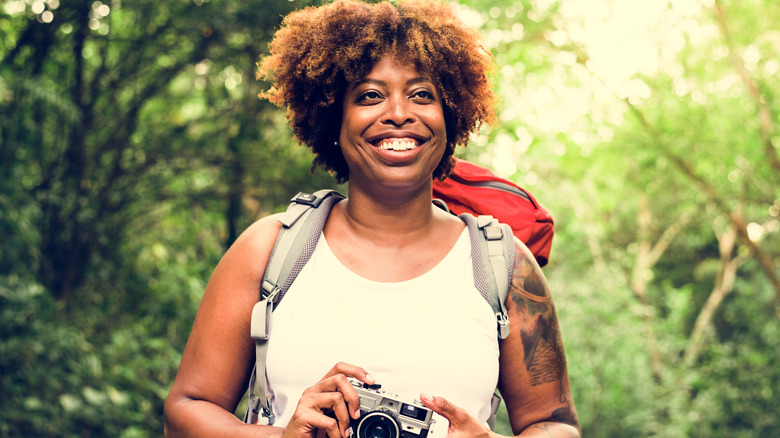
[[1, 0, 778, 436]]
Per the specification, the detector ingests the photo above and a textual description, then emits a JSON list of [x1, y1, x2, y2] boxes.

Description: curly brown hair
[[258, 0, 496, 183]]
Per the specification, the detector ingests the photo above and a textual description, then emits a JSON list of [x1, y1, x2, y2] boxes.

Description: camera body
[[348, 379, 434, 438]]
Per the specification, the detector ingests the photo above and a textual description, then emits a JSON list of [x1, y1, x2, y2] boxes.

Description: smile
[[374, 137, 421, 151]]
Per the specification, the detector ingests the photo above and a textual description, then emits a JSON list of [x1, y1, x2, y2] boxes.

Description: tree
[[456, 0, 779, 435], [1, 0, 338, 300], [1, 1, 338, 435]]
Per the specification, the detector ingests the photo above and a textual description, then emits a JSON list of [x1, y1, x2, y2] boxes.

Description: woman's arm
[[164, 215, 284, 438], [497, 238, 580, 437], [420, 238, 579, 438]]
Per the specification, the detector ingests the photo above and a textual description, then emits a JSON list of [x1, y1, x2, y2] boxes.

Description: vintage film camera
[[348, 379, 435, 438]]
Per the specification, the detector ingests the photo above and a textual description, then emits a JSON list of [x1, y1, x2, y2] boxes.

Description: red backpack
[[433, 158, 554, 266]]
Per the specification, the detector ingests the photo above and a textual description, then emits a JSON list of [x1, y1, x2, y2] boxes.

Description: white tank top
[[265, 229, 500, 437]]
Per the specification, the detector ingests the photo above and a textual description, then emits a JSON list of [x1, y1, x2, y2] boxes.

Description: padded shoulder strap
[[459, 214, 515, 340], [262, 190, 345, 306], [245, 189, 344, 425]]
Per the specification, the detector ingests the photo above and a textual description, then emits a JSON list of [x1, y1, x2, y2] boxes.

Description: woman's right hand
[[282, 362, 374, 438]]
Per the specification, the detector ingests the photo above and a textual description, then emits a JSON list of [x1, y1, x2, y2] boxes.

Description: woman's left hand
[[420, 394, 493, 438]]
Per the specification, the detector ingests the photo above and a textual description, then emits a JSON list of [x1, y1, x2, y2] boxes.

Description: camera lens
[[357, 411, 399, 438], [366, 424, 390, 438]]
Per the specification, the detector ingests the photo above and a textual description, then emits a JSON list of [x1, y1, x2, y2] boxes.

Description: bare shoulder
[[194, 212, 285, 330], [228, 213, 284, 256], [509, 238, 554, 311], [216, 213, 285, 281]]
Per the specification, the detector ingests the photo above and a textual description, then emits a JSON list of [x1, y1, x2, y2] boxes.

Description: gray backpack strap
[[460, 214, 515, 431], [244, 189, 344, 425], [459, 214, 515, 340]]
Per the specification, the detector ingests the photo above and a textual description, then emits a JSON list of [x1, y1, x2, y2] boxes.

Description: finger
[[420, 393, 468, 427], [309, 373, 363, 420], [331, 374, 362, 420], [321, 362, 375, 385], [312, 418, 342, 438], [327, 393, 354, 437], [299, 391, 353, 437], [322, 422, 344, 438], [288, 411, 340, 438]]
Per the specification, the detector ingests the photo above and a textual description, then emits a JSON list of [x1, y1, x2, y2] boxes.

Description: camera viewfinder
[[400, 403, 428, 421]]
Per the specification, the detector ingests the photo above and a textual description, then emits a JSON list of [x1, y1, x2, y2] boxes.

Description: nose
[[382, 96, 414, 126]]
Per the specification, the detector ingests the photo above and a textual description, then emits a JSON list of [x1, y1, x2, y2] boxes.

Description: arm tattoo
[[510, 251, 566, 387], [509, 245, 580, 431]]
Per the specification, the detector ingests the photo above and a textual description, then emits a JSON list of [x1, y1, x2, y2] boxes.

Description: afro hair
[[258, 0, 497, 183]]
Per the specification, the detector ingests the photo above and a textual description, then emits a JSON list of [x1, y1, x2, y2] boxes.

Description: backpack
[[433, 158, 554, 267], [244, 161, 554, 426]]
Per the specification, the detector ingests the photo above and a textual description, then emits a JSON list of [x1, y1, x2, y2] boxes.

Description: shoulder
[[235, 213, 285, 246], [200, 213, 285, 305], [509, 237, 552, 304], [220, 214, 284, 277]]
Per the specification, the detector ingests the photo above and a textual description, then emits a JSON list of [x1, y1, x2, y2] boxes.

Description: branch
[[666, 153, 780, 299], [631, 195, 693, 298], [625, 103, 780, 299], [630, 194, 679, 382], [712, 0, 780, 174], [682, 221, 749, 367]]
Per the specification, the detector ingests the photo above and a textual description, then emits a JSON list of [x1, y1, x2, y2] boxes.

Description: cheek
[[433, 112, 448, 146], [339, 108, 374, 143], [441, 108, 454, 144]]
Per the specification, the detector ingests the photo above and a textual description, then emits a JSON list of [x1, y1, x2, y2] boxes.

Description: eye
[[355, 90, 384, 104], [410, 89, 435, 102]]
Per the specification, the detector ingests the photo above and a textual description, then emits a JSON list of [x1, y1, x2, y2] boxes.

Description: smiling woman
[[338, 56, 448, 193], [163, 1, 580, 437], [258, 0, 496, 184]]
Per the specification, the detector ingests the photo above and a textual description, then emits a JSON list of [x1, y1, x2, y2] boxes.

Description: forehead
[[352, 54, 437, 87], [366, 55, 422, 76]]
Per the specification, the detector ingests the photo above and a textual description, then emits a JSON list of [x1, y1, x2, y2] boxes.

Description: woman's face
[[339, 55, 447, 192]]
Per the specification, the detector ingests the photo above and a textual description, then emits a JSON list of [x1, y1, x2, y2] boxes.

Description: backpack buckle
[[245, 395, 276, 425], [260, 401, 275, 425], [291, 192, 319, 206], [497, 312, 510, 339], [261, 279, 280, 301], [477, 215, 503, 241]]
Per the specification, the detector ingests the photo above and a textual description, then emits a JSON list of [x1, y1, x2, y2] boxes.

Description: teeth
[[378, 139, 418, 151]]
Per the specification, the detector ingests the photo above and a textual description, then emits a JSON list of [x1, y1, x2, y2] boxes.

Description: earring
[[334, 141, 339, 147]]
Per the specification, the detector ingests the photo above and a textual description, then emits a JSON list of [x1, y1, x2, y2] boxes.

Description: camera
[[348, 379, 434, 438]]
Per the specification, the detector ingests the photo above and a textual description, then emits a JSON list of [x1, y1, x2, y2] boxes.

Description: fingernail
[[354, 409, 361, 419], [420, 393, 432, 402], [365, 373, 375, 383]]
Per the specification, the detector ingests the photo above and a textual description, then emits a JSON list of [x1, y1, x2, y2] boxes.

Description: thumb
[[420, 393, 466, 426]]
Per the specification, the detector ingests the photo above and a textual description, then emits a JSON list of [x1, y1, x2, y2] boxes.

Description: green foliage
[[458, 0, 780, 436], [0, 275, 167, 437], [0, 0, 338, 436], [2, 0, 779, 436]]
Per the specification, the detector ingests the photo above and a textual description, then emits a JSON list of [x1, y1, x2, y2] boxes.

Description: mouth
[[370, 133, 426, 151]]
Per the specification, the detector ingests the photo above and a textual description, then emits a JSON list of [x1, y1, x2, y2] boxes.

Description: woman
[[164, 1, 580, 437]]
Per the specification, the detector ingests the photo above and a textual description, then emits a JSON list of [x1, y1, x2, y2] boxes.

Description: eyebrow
[[355, 77, 433, 87]]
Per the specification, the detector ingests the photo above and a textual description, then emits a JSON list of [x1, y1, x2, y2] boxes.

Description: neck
[[340, 182, 438, 239]]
